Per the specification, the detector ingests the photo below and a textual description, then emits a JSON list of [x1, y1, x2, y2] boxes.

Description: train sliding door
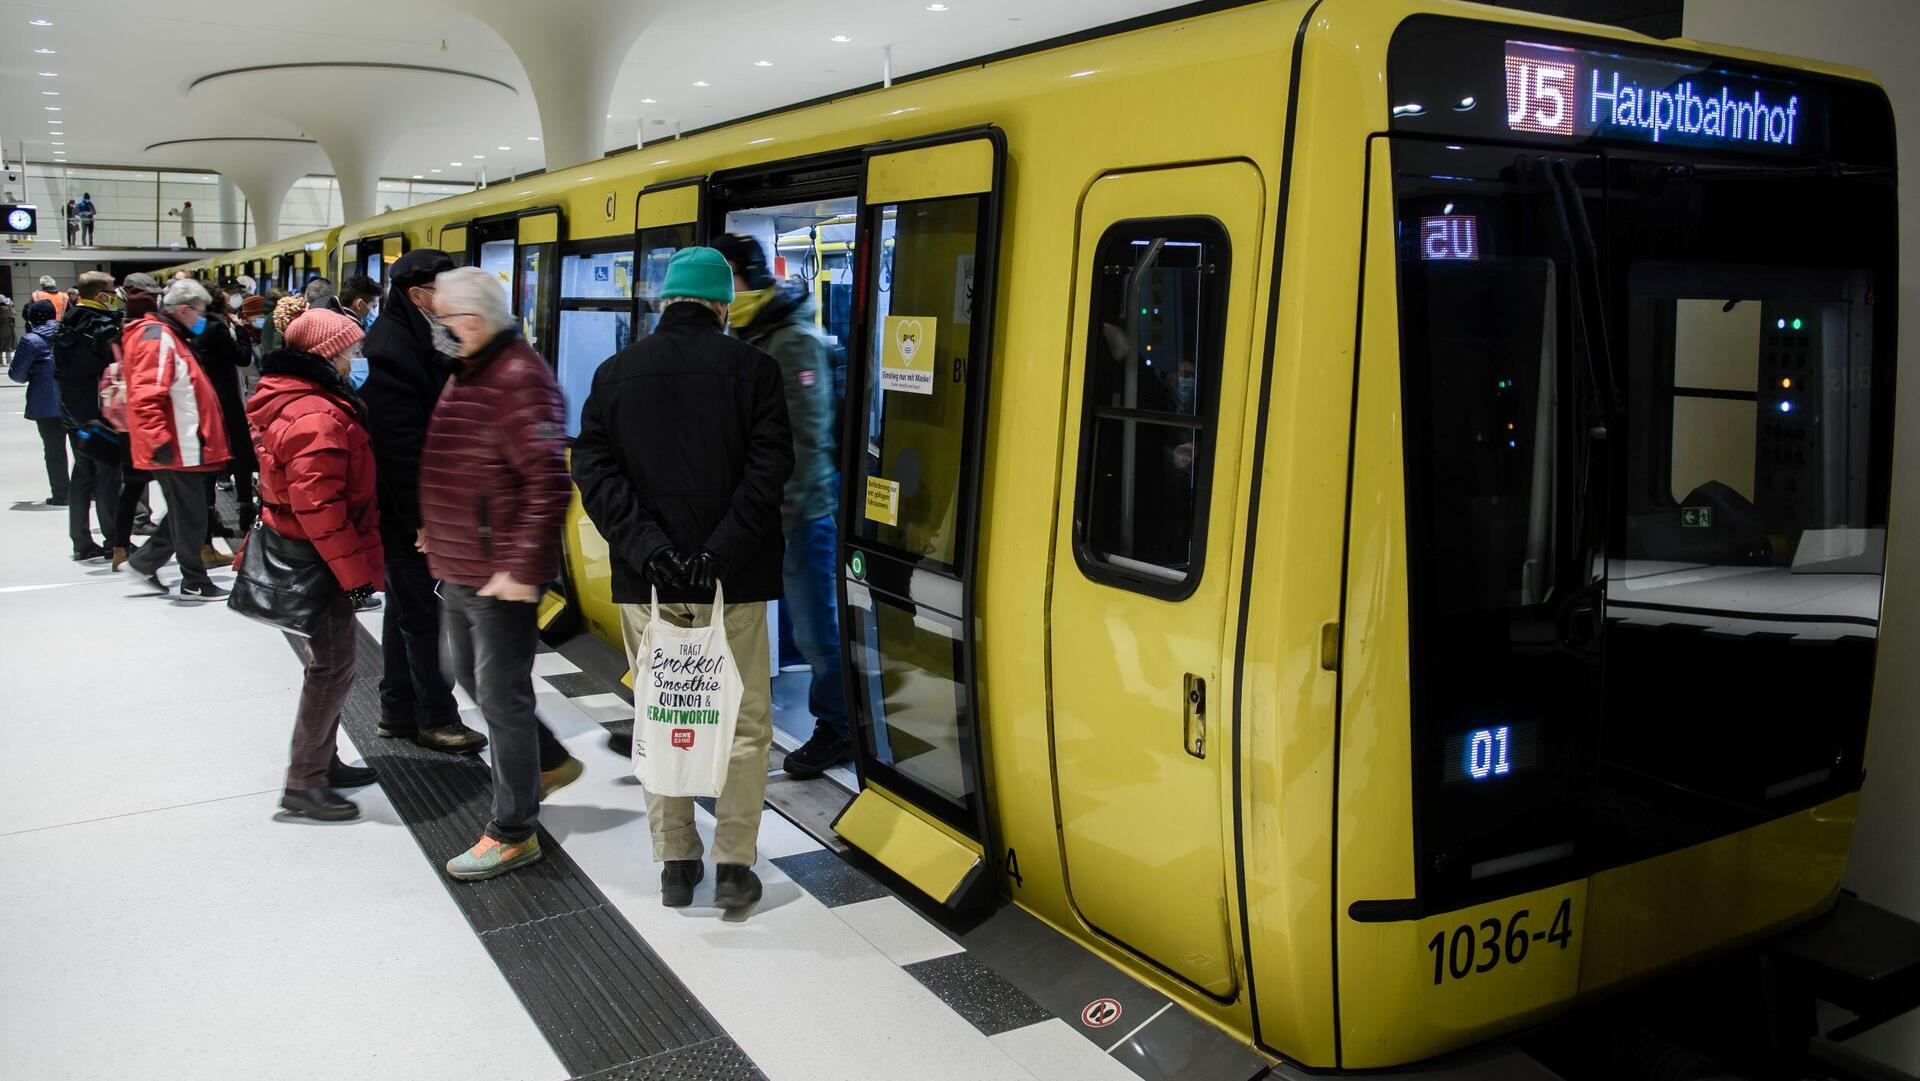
[[1048, 163, 1264, 999], [831, 130, 1003, 908]]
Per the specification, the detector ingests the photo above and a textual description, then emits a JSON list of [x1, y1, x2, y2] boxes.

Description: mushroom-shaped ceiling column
[[443, 0, 655, 171], [143, 137, 329, 246], [187, 65, 522, 224]]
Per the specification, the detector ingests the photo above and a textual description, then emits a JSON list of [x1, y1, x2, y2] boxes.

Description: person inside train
[[358, 249, 487, 755], [250, 308, 385, 821], [711, 233, 851, 779], [10, 300, 68, 507], [122, 278, 231, 599], [339, 275, 381, 327], [572, 246, 794, 912], [53, 271, 127, 562], [417, 266, 580, 882]]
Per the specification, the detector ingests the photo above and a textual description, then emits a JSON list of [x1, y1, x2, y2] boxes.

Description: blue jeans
[[784, 513, 849, 740]]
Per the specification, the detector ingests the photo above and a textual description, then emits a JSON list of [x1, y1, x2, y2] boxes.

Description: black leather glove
[[686, 550, 725, 591], [343, 584, 376, 607], [645, 547, 690, 590]]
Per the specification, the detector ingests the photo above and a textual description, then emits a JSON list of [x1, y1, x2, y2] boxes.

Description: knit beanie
[[286, 308, 364, 359], [273, 294, 308, 334], [659, 247, 736, 305], [240, 295, 268, 321]]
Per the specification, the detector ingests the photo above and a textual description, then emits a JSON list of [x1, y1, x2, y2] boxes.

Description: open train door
[[831, 129, 1005, 910]]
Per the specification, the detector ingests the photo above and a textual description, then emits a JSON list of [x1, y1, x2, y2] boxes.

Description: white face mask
[[429, 320, 460, 356]]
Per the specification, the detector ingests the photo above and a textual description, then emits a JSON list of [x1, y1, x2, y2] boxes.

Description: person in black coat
[[192, 290, 257, 547], [572, 247, 793, 913], [357, 248, 486, 755]]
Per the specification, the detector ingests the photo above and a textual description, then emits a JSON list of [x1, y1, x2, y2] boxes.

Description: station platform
[[0, 381, 1306, 1081]]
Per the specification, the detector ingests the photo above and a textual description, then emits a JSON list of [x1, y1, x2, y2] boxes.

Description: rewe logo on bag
[[671, 728, 696, 749]]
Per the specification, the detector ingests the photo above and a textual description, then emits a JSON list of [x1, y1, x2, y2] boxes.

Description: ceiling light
[[430, 168, 442, 173], [450, 161, 463, 166], [755, 60, 773, 67], [202, 176, 213, 181], [44, 106, 61, 111], [926, 3, 949, 10], [39, 71, 57, 77], [471, 154, 485, 159], [640, 97, 657, 104], [50, 142, 63, 146], [830, 34, 850, 43], [29, 18, 52, 26], [526, 135, 539, 141], [693, 80, 710, 87], [605, 113, 613, 118], [34, 47, 54, 54], [411, 174, 423, 179], [41, 91, 58, 96], [496, 145, 510, 150]]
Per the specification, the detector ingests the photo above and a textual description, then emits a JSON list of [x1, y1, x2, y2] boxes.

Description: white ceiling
[[1, 0, 1196, 186]]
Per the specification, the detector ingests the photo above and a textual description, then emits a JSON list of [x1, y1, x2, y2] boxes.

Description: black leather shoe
[[327, 758, 378, 788], [415, 724, 488, 754], [713, 864, 762, 911], [661, 859, 704, 907], [782, 725, 853, 780], [280, 787, 359, 821], [72, 544, 108, 562]]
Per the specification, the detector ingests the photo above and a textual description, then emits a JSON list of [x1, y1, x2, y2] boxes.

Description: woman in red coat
[[249, 308, 385, 821]]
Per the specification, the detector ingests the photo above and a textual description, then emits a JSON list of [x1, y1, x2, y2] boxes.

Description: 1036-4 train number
[[1426, 898, 1573, 985]]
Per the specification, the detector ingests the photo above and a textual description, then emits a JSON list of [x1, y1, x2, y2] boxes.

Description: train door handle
[[1183, 673, 1207, 759]]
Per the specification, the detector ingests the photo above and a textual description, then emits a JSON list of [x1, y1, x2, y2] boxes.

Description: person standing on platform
[[170, 201, 197, 248], [32, 275, 67, 319], [63, 200, 76, 245], [712, 233, 852, 778], [10, 300, 68, 507], [108, 274, 164, 564], [303, 277, 340, 313], [359, 249, 486, 754], [573, 247, 793, 912], [418, 266, 579, 881], [250, 308, 385, 821], [75, 193, 95, 246], [193, 288, 257, 560], [0, 295, 17, 363], [53, 272, 126, 560], [338, 276, 380, 327], [123, 278, 231, 599]]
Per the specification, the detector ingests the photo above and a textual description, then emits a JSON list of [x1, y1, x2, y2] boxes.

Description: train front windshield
[[1386, 18, 1898, 909]]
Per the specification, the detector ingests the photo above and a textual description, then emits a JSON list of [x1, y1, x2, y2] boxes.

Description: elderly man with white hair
[[123, 277, 233, 598], [416, 266, 578, 881]]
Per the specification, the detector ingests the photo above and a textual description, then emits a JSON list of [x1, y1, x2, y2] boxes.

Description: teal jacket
[[736, 281, 836, 525]]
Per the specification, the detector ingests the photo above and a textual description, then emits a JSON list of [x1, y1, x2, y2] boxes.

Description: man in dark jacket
[[713, 233, 851, 778], [10, 301, 67, 507], [53, 272, 124, 559], [573, 246, 794, 913], [419, 266, 580, 883], [358, 249, 486, 754]]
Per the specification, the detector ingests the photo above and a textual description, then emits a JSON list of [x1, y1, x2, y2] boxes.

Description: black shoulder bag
[[227, 519, 337, 637]]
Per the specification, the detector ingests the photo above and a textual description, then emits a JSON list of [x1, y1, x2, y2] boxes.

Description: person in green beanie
[[572, 246, 794, 914]]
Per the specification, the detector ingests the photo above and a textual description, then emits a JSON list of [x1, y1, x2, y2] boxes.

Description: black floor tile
[[771, 848, 891, 908], [903, 951, 1053, 1037]]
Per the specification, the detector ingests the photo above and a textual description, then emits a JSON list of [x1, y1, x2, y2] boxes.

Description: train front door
[[1048, 162, 1265, 999]]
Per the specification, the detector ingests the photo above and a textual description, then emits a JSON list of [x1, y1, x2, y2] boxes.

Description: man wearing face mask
[[710, 233, 851, 779], [194, 286, 258, 557], [339, 276, 381, 328], [357, 248, 487, 754], [123, 278, 232, 599]]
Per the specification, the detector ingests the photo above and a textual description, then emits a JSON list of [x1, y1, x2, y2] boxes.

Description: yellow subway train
[[178, 0, 1902, 1068]]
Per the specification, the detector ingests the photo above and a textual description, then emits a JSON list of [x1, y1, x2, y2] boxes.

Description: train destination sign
[[1504, 40, 1814, 154]]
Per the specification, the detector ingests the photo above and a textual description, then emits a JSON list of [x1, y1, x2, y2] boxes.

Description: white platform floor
[[0, 382, 1134, 1081]]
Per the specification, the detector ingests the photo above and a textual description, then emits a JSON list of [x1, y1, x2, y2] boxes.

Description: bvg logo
[[1506, 47, 1578, 136], [671, 728, 695, 749]]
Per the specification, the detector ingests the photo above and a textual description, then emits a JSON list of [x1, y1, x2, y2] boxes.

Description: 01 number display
[[1426, 898, 1573, 985]]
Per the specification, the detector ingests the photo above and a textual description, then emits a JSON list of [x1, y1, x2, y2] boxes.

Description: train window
[[555, 240, 635, 436], [852, 195, 984, 569], [517, 242, 556, 355], [1071, 218, 1228, 597], [634, 222, 694, 340]]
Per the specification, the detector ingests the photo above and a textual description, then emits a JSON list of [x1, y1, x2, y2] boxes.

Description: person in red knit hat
[[250, 307, 386, 821]]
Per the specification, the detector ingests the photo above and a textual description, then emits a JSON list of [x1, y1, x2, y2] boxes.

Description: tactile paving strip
[[327, 628, 764, 1081]]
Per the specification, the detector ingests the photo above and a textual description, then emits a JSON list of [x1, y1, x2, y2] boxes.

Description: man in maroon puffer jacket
[[417, 267, 581, 882]]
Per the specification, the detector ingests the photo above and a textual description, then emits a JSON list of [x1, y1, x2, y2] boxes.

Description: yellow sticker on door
[[865, 475, 900, 526], [880, 315, 937, 395]]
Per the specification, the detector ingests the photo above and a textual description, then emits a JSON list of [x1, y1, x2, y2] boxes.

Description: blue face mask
[[250, 317, 266, 330], [348, 356, 370, 390], [1176, 376, 1196, 405], [190, 315, 208, 335]]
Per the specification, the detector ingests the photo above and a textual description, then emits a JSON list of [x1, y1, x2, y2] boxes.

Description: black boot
[[327, 757, 378, 788], [712, 864, 762, 911], [782, 724, 852, 779], [661, 859, 703, 907], [280, 787, 359, 821]]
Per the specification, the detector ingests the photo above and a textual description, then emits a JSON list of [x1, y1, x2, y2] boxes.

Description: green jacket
[[737, 281, 836, 525]]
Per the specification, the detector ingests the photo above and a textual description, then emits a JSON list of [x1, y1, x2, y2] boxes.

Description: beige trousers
[[620, 599, 772, 866]]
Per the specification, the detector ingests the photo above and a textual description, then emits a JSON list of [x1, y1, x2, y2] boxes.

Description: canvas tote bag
[[631, 583, 742, 798]]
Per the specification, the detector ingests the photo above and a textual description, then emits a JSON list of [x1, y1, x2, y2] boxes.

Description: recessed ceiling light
[[450, 161, 463, 166], [41, 91, 58, 96], [925, 3, 948, 10], [411, 174, 423, 179], [50, 141, 63, 146], [202, 176, 213, 181], [34, 47, 54, 54], [830, 34, 851, 43], [640, 97, 657, 104], [29, 18, 52, 26], [471, 154, 485, 159], [755, 60, 773, 67], [430, 168, 442, 173], [526, 135, 539, 141], [605, 113, 613, 118], [44, 106, 61, 111], [693, 80, 709, 87], [496, 145, 510, 150], [39, 71, 57, 78]]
